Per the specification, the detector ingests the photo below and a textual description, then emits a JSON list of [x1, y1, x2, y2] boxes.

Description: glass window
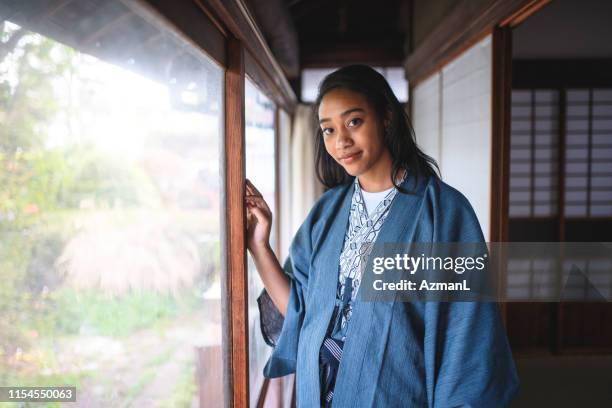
[[0, 3, 224, 406], [244, 78, 276, 406]]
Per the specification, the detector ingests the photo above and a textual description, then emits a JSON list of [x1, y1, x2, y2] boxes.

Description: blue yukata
[[318, 173, 404, 406], [257, 169, 520, 407]]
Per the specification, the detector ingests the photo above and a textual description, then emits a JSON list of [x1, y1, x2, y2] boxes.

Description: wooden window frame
[[195, 0, 297, 114], [141, 0, 297, 406]]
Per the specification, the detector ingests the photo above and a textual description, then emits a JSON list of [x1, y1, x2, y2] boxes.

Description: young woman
[[245, 65, 519, 407]]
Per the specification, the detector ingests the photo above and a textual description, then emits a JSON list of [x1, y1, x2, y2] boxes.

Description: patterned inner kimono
[[319, 173, 404, 406]]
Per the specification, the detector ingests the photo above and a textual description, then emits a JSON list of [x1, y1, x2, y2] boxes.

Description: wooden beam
[[223, 36, 249, 408], [499, 0, 551, 27], [245, 50, 293, 113], [141, 0, 226, 66], [300, 39, 404, 68], [404, 0, 551, 87], [490, 26, 512, 242], [195, 0, 297, 113], [255, 377, 270, 408], [491, 26, 512, 324], [513, 59, 612, 88]]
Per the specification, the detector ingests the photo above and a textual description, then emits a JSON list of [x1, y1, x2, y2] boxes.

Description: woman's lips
[[340, 151, 362, 164]]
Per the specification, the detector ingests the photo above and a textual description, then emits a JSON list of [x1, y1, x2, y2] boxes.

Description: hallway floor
[[510, 355, 612, 407]]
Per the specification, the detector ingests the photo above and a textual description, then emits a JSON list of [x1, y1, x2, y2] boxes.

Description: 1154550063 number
[[0, 386, 76, 402]]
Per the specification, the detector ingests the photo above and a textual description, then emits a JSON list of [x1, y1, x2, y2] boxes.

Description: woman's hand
[[244, 179, 289, 315], [245, 178, 272, 252]]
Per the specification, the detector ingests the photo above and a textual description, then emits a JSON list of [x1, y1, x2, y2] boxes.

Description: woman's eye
[[347, 118, 362, 127], [322, 128, 333, 136]]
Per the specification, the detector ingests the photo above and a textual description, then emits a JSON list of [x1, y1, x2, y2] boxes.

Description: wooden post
[[222, 36, 249, 408], [491, 26, 512, 324]]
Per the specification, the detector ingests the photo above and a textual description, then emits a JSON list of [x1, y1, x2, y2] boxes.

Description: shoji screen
[[508, 87, 612, 237], [412, 35, 493, 239], [565, 88, 612, 218], [510, 89, 560, 219]]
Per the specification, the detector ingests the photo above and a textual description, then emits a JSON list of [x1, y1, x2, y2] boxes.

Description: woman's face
[[318, 88, 391, 178]]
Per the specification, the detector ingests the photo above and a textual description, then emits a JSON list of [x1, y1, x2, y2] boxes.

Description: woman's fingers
[[248, 204, 268, 223], [244, 180, 272, 250], [246, 179, 264, 197], [245, 179, 271, 219], [245, 179, 258, 196], [245, 195, 271, 215], [245, 179, 255, 194]]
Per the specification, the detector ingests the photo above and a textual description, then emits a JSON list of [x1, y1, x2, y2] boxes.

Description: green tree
[[0, 22, 74, 362]]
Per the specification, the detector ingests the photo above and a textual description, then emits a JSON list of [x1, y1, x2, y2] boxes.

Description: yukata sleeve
[[424, 184, 520, 407], [256, 211, 314, 378], [425, 299, 520, 407], [257, 285, 285, 347]]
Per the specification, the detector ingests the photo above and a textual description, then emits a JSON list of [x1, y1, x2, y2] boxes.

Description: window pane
[[245, 78, 276, 406], [0, 4, 224, 406]]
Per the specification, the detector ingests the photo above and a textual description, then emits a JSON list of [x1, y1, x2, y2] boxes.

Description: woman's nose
[[335, 128, 353, 149]]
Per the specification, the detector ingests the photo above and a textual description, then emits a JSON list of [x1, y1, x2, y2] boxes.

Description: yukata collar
[[352, 168, 409, 218], [353, 168, 409, 194]]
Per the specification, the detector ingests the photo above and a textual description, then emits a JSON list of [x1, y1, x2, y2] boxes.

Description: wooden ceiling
[[285, 0, 409, 68]]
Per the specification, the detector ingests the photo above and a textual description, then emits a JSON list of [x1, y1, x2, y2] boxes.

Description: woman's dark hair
[[313, 64, 440, 194]]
